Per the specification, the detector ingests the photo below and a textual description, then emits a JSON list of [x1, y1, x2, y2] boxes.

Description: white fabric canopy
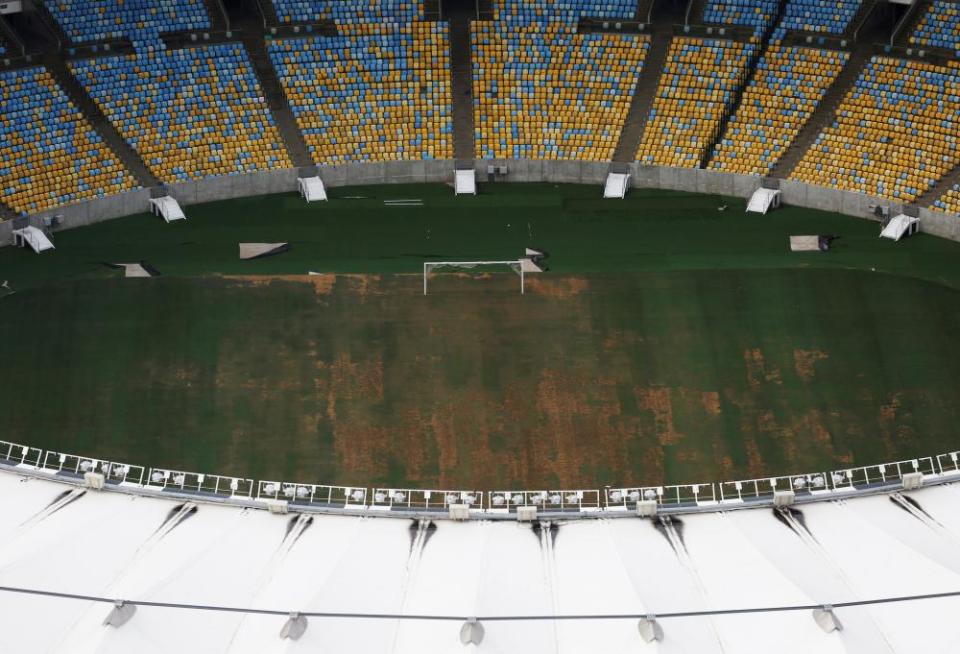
[[0, 469, 958, 653]]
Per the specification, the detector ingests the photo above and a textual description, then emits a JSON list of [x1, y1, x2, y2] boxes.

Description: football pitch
[[0, 183, 958, 489]]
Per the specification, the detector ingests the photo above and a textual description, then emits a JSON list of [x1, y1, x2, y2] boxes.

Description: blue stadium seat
[[771, 0, 861, 41], [44, 0, 211, 48], [910, 1, 960, 52], [272, 0, 422, 24], [70, 43, 290, 182], [0, 66, 135, 214], [703, 0, 779, 37], [269, 23, 452, 164]]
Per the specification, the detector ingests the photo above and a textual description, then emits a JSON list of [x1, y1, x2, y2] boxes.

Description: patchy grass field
[[0, 269, 958, 489], [1, 184, 959, 488]]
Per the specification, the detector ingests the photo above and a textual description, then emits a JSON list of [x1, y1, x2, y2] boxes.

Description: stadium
[[1, 0, 960, 651]]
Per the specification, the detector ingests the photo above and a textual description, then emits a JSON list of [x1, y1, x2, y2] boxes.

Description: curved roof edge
[[3, 439, 958, 520]]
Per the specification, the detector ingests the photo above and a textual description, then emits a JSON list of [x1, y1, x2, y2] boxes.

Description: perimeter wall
[[2, 160, 958, 245]]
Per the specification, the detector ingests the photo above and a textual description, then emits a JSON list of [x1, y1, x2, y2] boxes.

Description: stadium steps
[[42, 55, 161, 188], [253, 0, 282, 28], [477, 0, 494, 21], [423, 0, 441, 20], [203, 0, 231, 32], [845, 0, 879, 40], [686, 0, 707, 24], [447, 1, 476, 161], [30, 1, 72, 50], [914, 162, 960, 209], [611, 28, 672, 163], [636, 0, 655, 22], [769, 43, 872, 179], [237, 27, 316, 170], [698, 0, 789, 168], [892, 0, 930, 47], [0, 15, 26, 57]]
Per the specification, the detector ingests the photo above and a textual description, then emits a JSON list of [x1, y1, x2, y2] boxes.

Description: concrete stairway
[[892, 0, 930, 47], [31, 2, 72, 50], [611, 28, 672, 163], [686, 0, 707, 24], [636, 0, 655, 22], [446, 0, 476, 162], [913, 162, 960, 208], [255, 0, 282, 28], [203, 0, 231, 32], [236, 25, 315, 171], [845, 0, 878, 40], [43, 55, 160, 188], [699, 0, 788, 168], [423, 0, 441, 20], [0, 15, 26, 57], [769, 43, 872, 179], [477, 0, 494, 20]]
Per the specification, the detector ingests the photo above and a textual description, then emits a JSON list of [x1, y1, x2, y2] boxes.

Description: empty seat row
[[71, 43, 291, 182], [493, 0, 636, 25], [791, 56, 960, 202], [637, 37, 755, 168], [271, 0, 422, 24], [473, 21, 648, 160], [702, 0, 779, 37], [932, 183, 960, 213], [709, 46, 847, 174], [269, 23, 453, 164], [44, 0, 210, 48], [910, 0, 960, 52], [0, 66, 135, 215], [771, 0, 862, 41]]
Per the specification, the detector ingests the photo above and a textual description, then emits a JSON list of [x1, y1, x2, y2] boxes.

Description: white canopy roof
[[0, 469, 959, 653]]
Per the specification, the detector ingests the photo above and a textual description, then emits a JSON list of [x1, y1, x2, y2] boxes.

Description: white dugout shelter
[[1, 445, 960, 653]]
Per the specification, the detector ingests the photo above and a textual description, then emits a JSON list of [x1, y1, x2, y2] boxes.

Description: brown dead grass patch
[[744, 348, 782, 387], [701, 391, 721, 416], [525, 276, 589, 298], [794, 349, 828, 382], [635, 387, 683, 445], [880, 393, 902, 422], [222, 274, 335, 295]]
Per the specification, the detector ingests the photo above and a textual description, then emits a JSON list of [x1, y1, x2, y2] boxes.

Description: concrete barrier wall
[[8, 160, 958, 247]]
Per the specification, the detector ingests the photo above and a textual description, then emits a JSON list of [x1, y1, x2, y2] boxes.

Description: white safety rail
[[41, 450, 145, 485], [0, 439, 43, 467], [880, 213, 919, 241], [606, 483, 718, 511], [257, 480, 367, 508], [487, 489, 601, 512], [2, 437, 960, 519], [149, 196, 186, 222], [297, 176, 327, 202], [12, 226, 55, 253], [746, 187, 781, 214], [603, 172, 630, 198], [146, 468, 254, 499], [370, 488, 483, 511], [454, 169, 476, 195], [717, 472, 831, 505]]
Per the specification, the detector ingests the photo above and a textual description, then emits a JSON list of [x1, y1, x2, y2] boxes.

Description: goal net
[[423, 260, 525, 295]]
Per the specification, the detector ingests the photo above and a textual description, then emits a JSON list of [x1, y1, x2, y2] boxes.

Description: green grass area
[[0, 184, 958, 489], [2, 183, 960, 288]]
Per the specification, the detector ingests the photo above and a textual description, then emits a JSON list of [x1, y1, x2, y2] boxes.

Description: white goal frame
[[423, 260, 525, 295]]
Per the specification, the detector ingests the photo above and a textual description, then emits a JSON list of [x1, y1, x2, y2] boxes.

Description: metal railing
[[2, 438, 958, 519]]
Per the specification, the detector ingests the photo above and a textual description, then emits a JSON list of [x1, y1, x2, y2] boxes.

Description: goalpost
[[423, 260, 526, 295]]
